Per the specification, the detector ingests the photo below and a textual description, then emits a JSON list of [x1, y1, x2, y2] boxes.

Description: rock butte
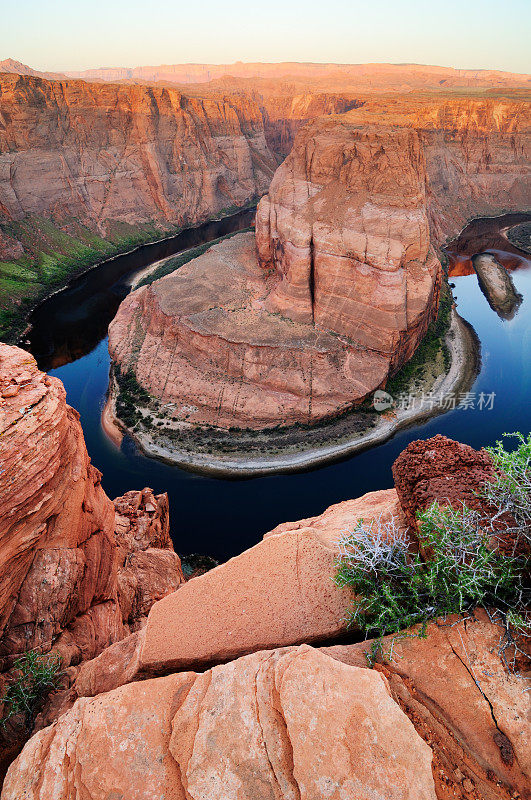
[[109, 98, 530, 430]]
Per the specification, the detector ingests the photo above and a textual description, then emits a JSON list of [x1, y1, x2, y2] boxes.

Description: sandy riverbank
[[102, 307, 479, 477]]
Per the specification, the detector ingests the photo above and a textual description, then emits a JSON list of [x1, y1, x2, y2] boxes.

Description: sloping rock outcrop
[[108, 98, 529, 434], [2, 645, 437, 800], [472, 253, 523, 320], [325, 610, 531, 800], [139, 488, 403, 674]]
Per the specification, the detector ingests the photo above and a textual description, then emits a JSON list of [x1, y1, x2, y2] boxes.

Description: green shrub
[[1, 651, 63, 730], [334, 432, 530, 655]]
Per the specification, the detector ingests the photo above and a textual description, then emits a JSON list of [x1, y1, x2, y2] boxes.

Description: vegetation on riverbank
[[386, 280, 452, 398], [110, 276, 459, 471], [0, 202, 258, 342], [0, 215, 172, 341]]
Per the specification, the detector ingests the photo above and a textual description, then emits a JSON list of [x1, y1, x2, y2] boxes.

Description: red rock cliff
[[0, 73, 277, 249], [108, 98, 529, 431], [0, 344, 183, 668]]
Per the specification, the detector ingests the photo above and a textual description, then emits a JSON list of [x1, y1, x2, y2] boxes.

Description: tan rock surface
[[139, 489, 403, 673], [2, 645, 437, 800], [324, 610, 531, 800]]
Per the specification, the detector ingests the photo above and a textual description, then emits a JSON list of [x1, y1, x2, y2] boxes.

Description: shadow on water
[[21, 212, 531, 561]]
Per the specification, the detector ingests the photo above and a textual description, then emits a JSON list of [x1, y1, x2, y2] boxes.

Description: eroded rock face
[[0, 344, 118, 668], [114, 488, 184, 631], [0, 73, 276, 247], [109, 98, 529, 432], [391, 434, 496, 530], [0, 343, 185, 779], [2, 645, 437, 800], [0, 344, 183, 670], [109, 119, 442, 430]]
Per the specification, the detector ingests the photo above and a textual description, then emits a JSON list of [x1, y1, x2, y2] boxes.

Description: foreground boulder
[[392, 434, 496, 530], [2, 646, 437, 800], [139, 489, 403, 674]]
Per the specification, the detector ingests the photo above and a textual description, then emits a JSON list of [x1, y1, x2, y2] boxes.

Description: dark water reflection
[[21, 213, 531, 561]]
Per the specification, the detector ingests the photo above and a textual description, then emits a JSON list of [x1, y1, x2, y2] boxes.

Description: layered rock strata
[[0, 345, 183, 669], [2, 646, 438, 800], [0, 73, 276, 245], [109, 98, 529, 432]]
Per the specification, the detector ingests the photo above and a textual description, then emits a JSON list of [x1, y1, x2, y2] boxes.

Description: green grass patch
[[386, 279, 452, 398]]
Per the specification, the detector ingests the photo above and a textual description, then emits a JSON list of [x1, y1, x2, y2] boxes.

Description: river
[[21, 212, 531, 561]]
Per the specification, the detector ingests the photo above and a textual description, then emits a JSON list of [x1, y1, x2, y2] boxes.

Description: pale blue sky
[[2, 0, 530, 74]]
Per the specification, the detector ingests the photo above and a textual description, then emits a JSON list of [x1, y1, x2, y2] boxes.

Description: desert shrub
[[1, 651, 63, 730], [334, 432, 530, 654], [484, 431, 531, 552]]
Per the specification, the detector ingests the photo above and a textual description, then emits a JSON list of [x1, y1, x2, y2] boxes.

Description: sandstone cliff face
[[0, 73, 276, 247], [255, 120, 442, 372], [108, 98, 529, 432], [0, 344, 183, 669], [0, 344, 118, 667]]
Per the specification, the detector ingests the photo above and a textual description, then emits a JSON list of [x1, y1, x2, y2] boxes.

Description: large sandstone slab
[[2, 646, 437, 800], [140, 489, 403, 673], [324, 610, 531, 800]]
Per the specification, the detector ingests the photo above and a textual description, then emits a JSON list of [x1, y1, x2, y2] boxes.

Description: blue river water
[[26, 214, 531, 560]]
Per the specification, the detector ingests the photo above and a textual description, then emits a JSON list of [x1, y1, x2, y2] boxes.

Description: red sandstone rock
[[0, 344, 183, 776], [324, 610, 531, 800], [391, 434, 496, 529], [109, 98, 529, 432], [2, 646, 437, 800], [0, 73, 277, 262], [0, 345, 183, 670], [139, 489, 403, 673], [0, 344, 118, 667], [114, 488, 184, 630]]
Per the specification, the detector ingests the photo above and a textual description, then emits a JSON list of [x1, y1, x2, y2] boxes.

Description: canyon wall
[[108, 98, 529, 432], [0, 73, 276, 241]]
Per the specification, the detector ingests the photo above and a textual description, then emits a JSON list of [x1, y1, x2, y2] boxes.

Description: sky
[[2, 0, 530, 74]]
